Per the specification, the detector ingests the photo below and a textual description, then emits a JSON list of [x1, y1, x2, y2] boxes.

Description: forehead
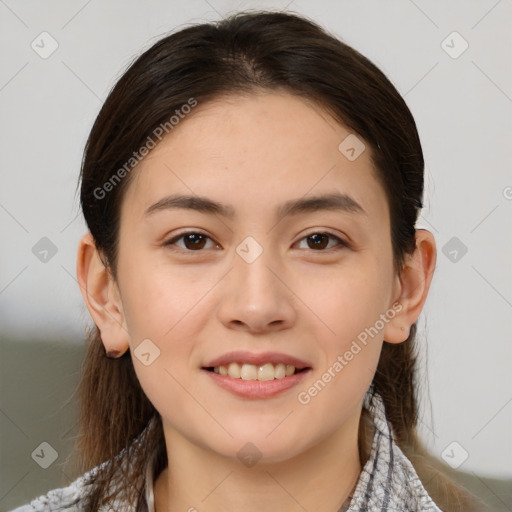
[[121, 91, 388, 226]]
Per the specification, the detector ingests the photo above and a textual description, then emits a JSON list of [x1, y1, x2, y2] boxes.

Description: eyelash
[[163, 230, 350, 254]]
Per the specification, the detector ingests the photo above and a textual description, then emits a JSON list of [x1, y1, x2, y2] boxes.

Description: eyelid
[[163, 229, 219, 251], [297, 229, 350, 250], [163, 229, 350, 252]]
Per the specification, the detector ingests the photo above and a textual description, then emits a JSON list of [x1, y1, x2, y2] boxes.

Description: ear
[[76, 232, 130, 356], [383, 229, 437, 344]]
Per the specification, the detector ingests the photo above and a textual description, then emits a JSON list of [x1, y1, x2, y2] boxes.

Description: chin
[[205, 432, 312, 467]]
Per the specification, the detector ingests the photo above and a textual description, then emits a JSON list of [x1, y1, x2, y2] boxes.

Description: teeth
[[274, 363, 286, 379], [257, 363, 275, 381], [213, 362, 298, 380], [227, 362, 241, 379]]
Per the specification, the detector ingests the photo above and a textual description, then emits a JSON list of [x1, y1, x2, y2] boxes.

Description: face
[[114, 91, 400, 463]]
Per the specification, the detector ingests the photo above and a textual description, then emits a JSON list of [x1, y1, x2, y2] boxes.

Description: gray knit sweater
[[9, 388, 443, 512]]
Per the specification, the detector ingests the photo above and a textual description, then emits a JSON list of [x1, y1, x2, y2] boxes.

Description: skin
[[77, 91, 436, 512]]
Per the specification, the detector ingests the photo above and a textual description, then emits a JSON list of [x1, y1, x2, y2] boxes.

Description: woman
[[11, 10, 485, 512]]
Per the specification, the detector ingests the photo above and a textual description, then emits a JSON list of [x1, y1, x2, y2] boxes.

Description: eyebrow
[[144, 192, 367, 219]]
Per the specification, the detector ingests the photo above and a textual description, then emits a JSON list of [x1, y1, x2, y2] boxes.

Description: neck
[[154, 408, 364, 512]]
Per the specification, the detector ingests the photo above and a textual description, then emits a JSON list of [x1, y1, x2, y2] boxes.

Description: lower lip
[[202, 368, 311, 399]]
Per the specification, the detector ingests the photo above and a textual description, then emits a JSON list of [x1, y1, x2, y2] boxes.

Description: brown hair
[[74, 10, 484, 511]]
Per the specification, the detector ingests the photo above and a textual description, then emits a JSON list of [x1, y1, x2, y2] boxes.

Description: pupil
[[186, 234, 205, 249], [309, 233, 328, 250]]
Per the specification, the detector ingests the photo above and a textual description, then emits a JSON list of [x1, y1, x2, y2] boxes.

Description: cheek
[[122, 270, 204, 417], [118, 258, 212, 341], [296, 263, 391, 396], [298, 262, 391, 338], [117, 260, 212, 394], [293, 270, 388, 415]]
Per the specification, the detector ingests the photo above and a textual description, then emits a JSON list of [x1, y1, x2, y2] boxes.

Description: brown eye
[[182, 233, 207, 250], [307, 233, 329, 250], [297, 232, 348, 251], [164, 232, 217, 251]]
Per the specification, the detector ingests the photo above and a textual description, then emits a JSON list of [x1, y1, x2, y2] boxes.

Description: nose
[[216, 242, 297, 334]]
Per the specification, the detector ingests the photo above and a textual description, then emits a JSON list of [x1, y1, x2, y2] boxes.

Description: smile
[[205, 362, 306, 381], [202, 364, 311, 399], [202, 350, 312, 398]]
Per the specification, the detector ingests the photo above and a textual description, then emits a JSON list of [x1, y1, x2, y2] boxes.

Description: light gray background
[[0, 0, 511, 500]]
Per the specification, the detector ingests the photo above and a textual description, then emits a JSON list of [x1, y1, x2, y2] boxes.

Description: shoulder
[[9, 423, 156, 512], [7, 465, 114, 512], [8, 477, 87, 512]]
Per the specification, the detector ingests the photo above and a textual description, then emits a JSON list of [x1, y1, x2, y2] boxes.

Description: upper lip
[[203, 351, 312, 370]]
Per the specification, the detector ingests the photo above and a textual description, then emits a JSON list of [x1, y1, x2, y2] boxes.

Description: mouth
[[202, 362, 310, 381], [201, 351, 312, 399]]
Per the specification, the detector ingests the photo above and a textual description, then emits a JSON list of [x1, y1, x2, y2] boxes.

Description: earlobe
[[76, 232, 130, 357], [383, 229, 437, 344]]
